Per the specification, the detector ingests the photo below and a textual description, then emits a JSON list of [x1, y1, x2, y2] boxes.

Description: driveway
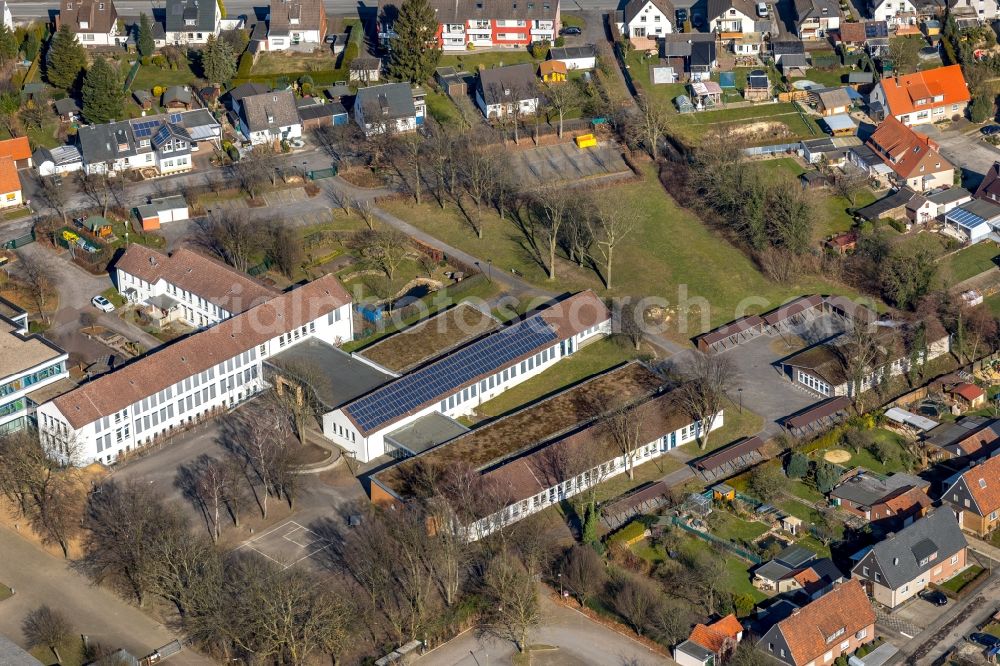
[[918, 124, 1000, 190], [416, 590, 671, 665], [0, 525, 214, 663]]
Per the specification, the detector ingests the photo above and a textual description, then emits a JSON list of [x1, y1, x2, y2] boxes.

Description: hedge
[[605, 519, 649, 548]]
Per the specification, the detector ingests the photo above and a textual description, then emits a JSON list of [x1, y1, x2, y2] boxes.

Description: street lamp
[[558, 572, 562, 597]]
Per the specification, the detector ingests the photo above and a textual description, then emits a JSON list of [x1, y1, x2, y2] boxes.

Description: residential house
[[950, 0, 1000, 23], [476, 64, 540, 118], [58, 0, 120, 46], [772, 38, 806, 64], [799, 136, 861, 165], [133, 90, 154, 111], [266, 0, 327, 50], [794, 0, 840, 39], [539, 60, 567, 83], [868, 65, 970, 125], [0, 136, 32, 170], [548, 44, 597, 70], [238, 90, 302, 145], [925, 186, 972, 217], [115, 244, 277, 329], [815, 87, 852, 115], [162, 85, 194, 110], [708, 0, 758, 36], [76, 109, 221, 175], [922, 416, 1000, 460], [663, 33, 718, 81], [354, 82, 424, 135], [164, 0, 221, 45], [943, 453, 1000, 536], [865, 116, 954, 192], [37, 274, 354, 465], [974, 161, 1000, 204], [0, 157, 21, 209], [851, 509, 968, 607], [949, 382, 986, 411], [620, 0, 674, 41], [377, 0, 559, 52], [780, 320, 950, 399], [943, 198, 1000, 244], [829, 471, 931, 530], [675, 615, 743, 666], [296, 99, 349, 130], [223, 82, 271, 116], [755, 580, 875, 666], [32, 146, 84, 177], [753, 544, 819, 592], [854, 187, 924, 222], [869, 0, 917, 26]]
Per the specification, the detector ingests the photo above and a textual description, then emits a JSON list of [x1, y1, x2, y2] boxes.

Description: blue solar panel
[[132, 119, 161, 138], [169, 112, 183, 123], [153, 124, 172, 145], [346, 316, 558, 432]]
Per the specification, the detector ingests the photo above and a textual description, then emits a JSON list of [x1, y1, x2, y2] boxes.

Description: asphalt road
[[918, 123, 1000, 191]]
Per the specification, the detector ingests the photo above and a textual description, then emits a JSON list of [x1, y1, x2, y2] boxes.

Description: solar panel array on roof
[[346, 316, 558, 433], [132, 119, 160, 138], [865, 22, 888, 38], [170, 112, 183, 123], [153, 124, 172, 145]]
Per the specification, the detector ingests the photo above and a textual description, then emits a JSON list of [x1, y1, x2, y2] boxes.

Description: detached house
[[866, 116, 954, 192], [851, 509, 968, 608], [794, 0, 840, 39], [943, 453, 1000, 536], [620, 0, 674, 42], [829, 471, 931, 531], [238, 90, 302, 145], [377, 0, 558, 52], [354, 82, 424, 135], [0, 157, 21, 209], [164, 0, 221, 45], [476, 63, 540, 118], [869, 65, 970, 126], [755, 580, 875, 666], [973, 160, 1000, 204], [58, 0, 120, 46], [266, 0, 327, 50], [708, 0, 758, 35], [869, 0, 917, 26]]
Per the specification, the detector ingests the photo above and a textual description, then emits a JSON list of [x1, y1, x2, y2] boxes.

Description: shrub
[[887, 218, 907, 233], [300, 82, 312, 96], [555, 36, 565, 47], [814, 460, 840, 494], [734, 593, 756, 618], [299, 74, 314, 87], [342, 41, 360, 65], [152, 85, 164, 97], [150, 54, 167, 68], [141, 55, 152, 66], [226, 145, 239, 161], [530, 39, 551, 59], [786, 452, 809, 479], [605, 519, 648, 549]]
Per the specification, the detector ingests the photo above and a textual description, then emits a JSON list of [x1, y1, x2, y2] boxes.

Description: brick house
[[829, 471, 931, 531], [851, 509, 968, 608], [755, 580, 875, 666], [943, 453, 1000, 536], [865, 116, 954, 193]]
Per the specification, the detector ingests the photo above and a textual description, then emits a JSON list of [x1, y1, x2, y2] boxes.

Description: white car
[[757, 1, 769, 15], [91, 295, 115, 313]]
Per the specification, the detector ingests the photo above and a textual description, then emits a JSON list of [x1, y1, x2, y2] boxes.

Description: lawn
[[988, 293, 1000, 317], [812, 428, 911, 475], [786, 477, 824, 503], [678, 400, 764, 456], [799, 66, 855, 87], [711, 512, 769, 543], [475, 337, 639, 419], [425, 89, 464, 126], [939, 565, 985, 594], [100, 287, 127, 307], [31, 638, 86, 666], [679, 535, 768, 602], [941, 240, 999, 284], [380, 164, 862, 338], [252, 51, 341, 75], [671, 102, 823, 144], [439, 50, 538, 69], [128, 60, 200, 91]]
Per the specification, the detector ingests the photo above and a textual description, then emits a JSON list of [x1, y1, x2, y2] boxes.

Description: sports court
[[238, 520, 332, 570]]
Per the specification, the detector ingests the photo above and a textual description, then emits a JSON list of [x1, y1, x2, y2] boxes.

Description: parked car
[[919, 589, 948, 606], [676, 8, 688, 24], [969, 633, 1000, 648], [91, 295, 115, 313], [757, 1, 769, 16], [560, 26, 582, 35], [982, 125, 1000, 136]]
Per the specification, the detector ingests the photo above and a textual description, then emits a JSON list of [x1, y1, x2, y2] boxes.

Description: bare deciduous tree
[[838, 318, 886, 412], [561, 544, 606, 607], [599, 395, 644, 479], [22, 605, 72, 663], [232, 144, 278, 199], [633, 94, 673, 160], [480, 552, 540, 653], [543, 80, 583, 138], [193, 211, 268, 274], [675, 353, 734, 450], [16, 250, 55, 323], [348, 227, 410, 281], [532, 189, 575, 280], [608, 571, 662, 636], [37, 176, 69, 223], [78, 172, 113, 217], [591, 198, 636, 290]]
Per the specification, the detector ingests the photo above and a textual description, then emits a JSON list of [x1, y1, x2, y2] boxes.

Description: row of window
[[0, 361, 66, 398], [798, 370, 831, 396], [437, 343, 561, 414]]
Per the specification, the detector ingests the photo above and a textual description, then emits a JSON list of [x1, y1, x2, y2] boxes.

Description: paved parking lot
[[511, 143, 632, 187], [919, 124, 1000, 189], [237, 520, 333, 570]]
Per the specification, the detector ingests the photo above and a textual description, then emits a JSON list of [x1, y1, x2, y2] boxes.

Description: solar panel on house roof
[[169, 112, 183, 123], [345, 316, 559, 433], [948, 207, 990, 230], [153, 124, 172, 145], [132, 119, 160, 138], [865, 22, 888, 38]]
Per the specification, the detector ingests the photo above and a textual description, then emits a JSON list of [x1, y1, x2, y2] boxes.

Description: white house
[[265, 0, 327, 50], [32, 146, 84, 177], [0, 157, 21, 209], [325, 291, 612, 463], [238, 90, 303, 145], [0, 299, 69, 436], [37, 274, 354, 465], [944, 199, 1000, 244], [868, 65, 970, 126], [620, 0, 674, 39], [476, 63, 540, 119], [869, 0, 916, 26], [354, 83, 425, 136], [58, 0, 121, 46], [709, 0, 758, 34], [114, 245, 278, 329], [548, 44, 598, 70], [164, 0, 221, 44]]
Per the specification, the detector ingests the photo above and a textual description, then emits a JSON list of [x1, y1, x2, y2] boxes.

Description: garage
[[135, 195, 189, 232]]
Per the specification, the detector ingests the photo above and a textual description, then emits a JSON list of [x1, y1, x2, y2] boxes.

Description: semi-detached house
[[164, 0, 221, 45], [869, 65, 970, 126], [58, 0, 121, 46], [327, 290, 611, 463], [238, 90, 303, 145], [37, 274, 353, 465], [943, 453, 1000, 536], [620, 0, 674, 40], [377, 0, 559, 51]]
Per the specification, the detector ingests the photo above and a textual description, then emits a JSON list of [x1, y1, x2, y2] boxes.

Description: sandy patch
[[823, 449, 852, 464]]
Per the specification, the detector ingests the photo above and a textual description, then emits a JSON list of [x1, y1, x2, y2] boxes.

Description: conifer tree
[[137, 13, 155, 58], [45, 24, 86, 90], [82, 56, 125, 124], [202, 34, 236, 84], [386, 0, 441, 82]]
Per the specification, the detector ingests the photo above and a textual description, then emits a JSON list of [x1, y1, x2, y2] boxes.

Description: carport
[[691, 436, 766, 482], [783, 396, 851, 437], [694, 315, 765, 353]]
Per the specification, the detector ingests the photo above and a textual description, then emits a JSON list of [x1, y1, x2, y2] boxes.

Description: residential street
[[416, 590, 671, 666], [917, 124, 1000, 190], [0, 525, 214, 663]]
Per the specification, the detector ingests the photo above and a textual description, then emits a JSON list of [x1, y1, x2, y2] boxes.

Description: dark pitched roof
[[974, 161, 1000, 202], [708, 0, 757, 20], [478, 63, 539, 104], [623, 0, 676, 25], [853, 509, 967, 589], [379, 0, 558, 24], [856, 187, 922, 220], [355, 82, 416, 120], [297, 101, 347, 121], [268, 0, 326, 34], [548, 44, 598, 60], [59, 0, 118, 34], [165, 0, 217, 32], [162, 85, 193, 105], [241, 90, 300, 132]]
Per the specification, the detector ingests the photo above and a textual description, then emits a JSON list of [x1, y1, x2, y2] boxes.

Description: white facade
[[710, 7, 756, 33], [325, 321, 611, 462], [266, 29, 324, 50], [475, 91, 540, 119], [0, 186, 21, 209], [870, 0, 916, 25], [952, 0, 1000, 20], [466, 410, 724, 540], [73, 27, 120, 46], [625, 0, 673, 38], [2, 1, 12, 29], [0, 316, 69, 436], [37, 302, 353, 465], [244, 122, 302, 146], [116, 269, 237, 328]]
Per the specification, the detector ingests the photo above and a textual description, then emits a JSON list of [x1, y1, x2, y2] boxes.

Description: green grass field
[[939, 565, 984, 594], [424, 89, 464, 126], [128, 60, 200, 91], [678, 401, 764, 455], [941, 240, 999, 284], [380, 165, 861, 337], [811, 428, 911, 475], [439, 50, 538, 69], [711, 512, 769, 543]]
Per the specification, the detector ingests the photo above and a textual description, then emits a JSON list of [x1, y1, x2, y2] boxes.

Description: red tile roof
[[879, 65, 970, 118], [867, 116, 953, 180], [952, 382, 985, 402], [51, 274, 351, 428], [954, 455, 1000, 516], [776, 580, 875, 666], [688, 615, 743, 654], [0, 137, 31, 162], [0, 157, 20, 196]]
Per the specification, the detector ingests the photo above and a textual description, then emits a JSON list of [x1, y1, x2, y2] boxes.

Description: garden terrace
[[356, 303, 499, 374], [371, 361, 664, 497]]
